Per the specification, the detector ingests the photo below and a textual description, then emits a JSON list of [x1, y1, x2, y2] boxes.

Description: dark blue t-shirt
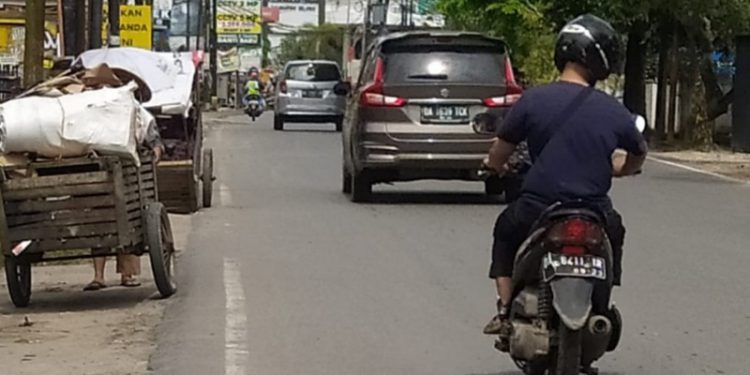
[[497, 81, 646, 203]]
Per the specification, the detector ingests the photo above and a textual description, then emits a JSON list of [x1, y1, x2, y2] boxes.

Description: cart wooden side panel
[[0, 156, 156, 258], [153, 64, 212, 214], [156, 160, 199, 214]]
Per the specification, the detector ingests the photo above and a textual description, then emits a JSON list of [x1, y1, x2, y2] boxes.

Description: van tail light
[[359, 57, 406, 108], [361, 83, 406, 107], [483, 94, 522, 107], [483, 56, 523, 108], [279, 80, 288, 94], [547, 218, 603, 249]]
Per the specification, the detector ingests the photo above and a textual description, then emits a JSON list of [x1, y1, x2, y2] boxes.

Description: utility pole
[[89, 0, 103, 48], [186, 0, 192, 50], [24, 0, 45, 86], [63, 0, 87, 55], [318, 0, 325, 26], [197, 0, 204, 50], [210, 0, 218, 97], [108, 0, 121, 46]]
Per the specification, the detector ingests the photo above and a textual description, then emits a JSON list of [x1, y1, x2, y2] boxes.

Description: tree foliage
[[437, 0, 558, 84], [436, 0, 750, 147], [276, 24, 345, 68]]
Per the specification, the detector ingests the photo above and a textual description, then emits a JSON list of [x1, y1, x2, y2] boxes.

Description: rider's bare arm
[[486, 137, 517, 174], [612, 140, 648, 177]]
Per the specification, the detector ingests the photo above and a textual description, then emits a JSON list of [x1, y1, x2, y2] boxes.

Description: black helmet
[[554, 14, 623, 82]]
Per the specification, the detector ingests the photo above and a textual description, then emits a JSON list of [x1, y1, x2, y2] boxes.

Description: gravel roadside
[[0, 214, 191, 375]]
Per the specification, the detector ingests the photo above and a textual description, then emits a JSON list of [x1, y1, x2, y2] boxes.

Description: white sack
[[0, 83, 141, 162], [0, 96, 88, 157]]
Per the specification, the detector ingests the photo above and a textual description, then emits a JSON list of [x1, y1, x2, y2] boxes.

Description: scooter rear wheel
[[555, 325, 582, 375]]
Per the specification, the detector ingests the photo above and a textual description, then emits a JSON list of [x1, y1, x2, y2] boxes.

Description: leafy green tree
[[276, 24, 345, 68], [437, 0, 558, 85], [436, 0, 750, 147]]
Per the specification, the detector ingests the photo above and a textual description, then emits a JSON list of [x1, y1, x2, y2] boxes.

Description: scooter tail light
[[547, 218, 603, 248]]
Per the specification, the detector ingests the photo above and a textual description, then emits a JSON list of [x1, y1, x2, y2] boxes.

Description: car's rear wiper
[[407, 74, 448, 80]]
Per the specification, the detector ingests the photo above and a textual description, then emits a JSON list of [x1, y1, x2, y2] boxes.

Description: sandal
[[83, 281, 107, 291], [121, 278, 141, 288]]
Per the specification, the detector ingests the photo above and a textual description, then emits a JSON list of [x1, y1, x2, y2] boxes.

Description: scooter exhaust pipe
[[587, 315, 612, 336], [582, 315, 612, 366]]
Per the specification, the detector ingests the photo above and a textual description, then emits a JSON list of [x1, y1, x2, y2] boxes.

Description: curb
[[647, 155, 750, 185]]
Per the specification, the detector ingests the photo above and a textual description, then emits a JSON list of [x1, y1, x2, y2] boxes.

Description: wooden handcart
[[154, 58, 214, 214], [0, 155, 176, 307]]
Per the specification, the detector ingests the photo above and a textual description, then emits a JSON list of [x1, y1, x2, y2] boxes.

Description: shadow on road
[[276, 128, 339, 134], [468, 372, 621, 375], [0, 284, 158, 314], [369, 191, 507, 205]]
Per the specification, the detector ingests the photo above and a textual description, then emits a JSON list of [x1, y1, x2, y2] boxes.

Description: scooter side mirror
[[633, 114, 646, 134]]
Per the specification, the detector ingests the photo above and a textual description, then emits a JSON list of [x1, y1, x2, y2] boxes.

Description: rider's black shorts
[[489, 195, 625, 285]]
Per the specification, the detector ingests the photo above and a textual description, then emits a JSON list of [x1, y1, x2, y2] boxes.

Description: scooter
[[244, 94, 264, 121], [495, 200, 621, 375], [493, 115, 646, 375]]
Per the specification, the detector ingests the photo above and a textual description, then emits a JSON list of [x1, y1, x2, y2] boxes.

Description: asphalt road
[[150, 111, 750, 375]]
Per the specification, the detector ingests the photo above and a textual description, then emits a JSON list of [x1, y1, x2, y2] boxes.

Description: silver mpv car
[[274, 60, 347, 131]]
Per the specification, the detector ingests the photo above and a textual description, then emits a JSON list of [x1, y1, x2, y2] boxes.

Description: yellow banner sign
[[120, 5, 152, 49], [217, 13, 262, 34]]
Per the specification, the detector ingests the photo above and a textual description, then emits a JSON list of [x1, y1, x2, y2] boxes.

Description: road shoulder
[[650, 150, 750, 182], [0, 214, 191, 375]]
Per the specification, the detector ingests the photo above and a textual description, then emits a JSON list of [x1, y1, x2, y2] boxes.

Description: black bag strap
[[536, 86, 594, 154]]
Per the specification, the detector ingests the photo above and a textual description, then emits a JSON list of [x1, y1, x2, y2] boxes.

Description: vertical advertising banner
[[120, 5, 153, 50]]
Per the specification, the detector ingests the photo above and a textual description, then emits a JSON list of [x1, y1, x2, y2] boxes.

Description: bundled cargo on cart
[[0, 64, 176, 307], [76, 48, 214, 213]]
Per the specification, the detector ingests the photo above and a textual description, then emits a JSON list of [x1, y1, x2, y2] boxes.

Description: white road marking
[[224, 257, 248, 375], [647, 156, 749, 185]]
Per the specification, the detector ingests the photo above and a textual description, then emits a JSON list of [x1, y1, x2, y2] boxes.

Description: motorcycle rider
[[244, 67, 266, 111], [482, 14, 648, 335]]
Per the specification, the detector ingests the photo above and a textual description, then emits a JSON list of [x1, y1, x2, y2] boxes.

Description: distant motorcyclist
[[243, 67, 266, 111], [482, 14, 648, 336]]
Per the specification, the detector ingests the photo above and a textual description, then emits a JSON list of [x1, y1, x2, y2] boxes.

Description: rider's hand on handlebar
[[481, 157, 509, 176]]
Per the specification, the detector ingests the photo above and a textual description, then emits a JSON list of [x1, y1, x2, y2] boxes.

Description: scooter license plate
[[542, 253, 606, 281]]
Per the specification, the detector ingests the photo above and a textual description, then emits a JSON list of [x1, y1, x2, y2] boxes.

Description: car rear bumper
[[356, 122, 493, 172], [276, 96, 345, 117], [357, 142, 491, 181]]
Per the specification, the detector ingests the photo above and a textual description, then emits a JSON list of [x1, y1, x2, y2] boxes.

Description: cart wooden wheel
[[146, 202, 177, 298], [4, 255, 31, 307], [202, 148, 214, 208]]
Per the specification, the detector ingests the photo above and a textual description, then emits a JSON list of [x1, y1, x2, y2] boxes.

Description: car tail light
[[483, 94, 522, 107], [483, 56, 523, 108], [547, 218, 603, 248], [359, 57, 406, 108], [279, 80, 287, 94]]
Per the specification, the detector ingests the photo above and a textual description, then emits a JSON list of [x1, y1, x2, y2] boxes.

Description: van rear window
[[285, 63, 341, 82], [383, 47, 505, 84]]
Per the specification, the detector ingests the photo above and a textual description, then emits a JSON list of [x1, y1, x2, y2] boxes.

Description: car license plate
[[421, 105, 469, 123], [542, 253, 606, 281], [303, 90, 322, 98]]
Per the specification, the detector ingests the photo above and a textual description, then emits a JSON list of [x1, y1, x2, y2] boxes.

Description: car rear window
[[383, 47, 505, 84], [285, 63, 341, 82]]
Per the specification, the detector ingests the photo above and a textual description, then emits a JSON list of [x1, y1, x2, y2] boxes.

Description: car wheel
[[484, 176, 504, 196], [274, 115, 284, 131], [350, 170, 372, 203], [342, 165, 353, 194]]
